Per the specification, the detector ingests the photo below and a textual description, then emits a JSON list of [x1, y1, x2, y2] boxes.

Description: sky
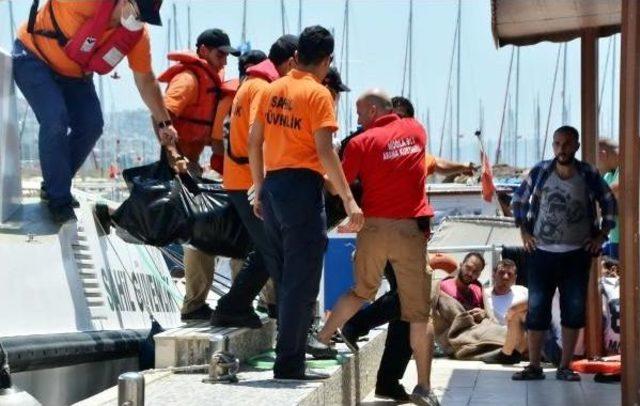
[[0, 0, 621, 166]]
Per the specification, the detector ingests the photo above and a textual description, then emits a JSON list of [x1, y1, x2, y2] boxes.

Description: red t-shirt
[[342, 114, 433, 218], [440, 277, 484, 311]]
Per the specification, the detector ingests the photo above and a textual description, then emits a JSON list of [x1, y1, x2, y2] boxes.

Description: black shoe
[[481, 349, 522, 365], [41, 184, 80, 208], [256, 303, 278, 319], [94, 203, 112, 234], [512, 365, 545, 381], [274, 369, 330, 381], [49, 205, 77, 224], [181, 304, 213, 321], [375, 382, 410, 402], [210, 309, 262, 329], [267, 304, 278, 319], [306, 334, 338, 359]]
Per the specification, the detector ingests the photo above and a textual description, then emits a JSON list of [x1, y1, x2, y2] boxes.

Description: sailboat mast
[[449, 91, 453, 160], [166, 17, 172, 67], [172, 3, 178, 50], [514, 47, 519, 167], [561, 41, 567, 123], [427, 108, 432, 153], [455, 0, 461, 162], [344, 0, 351, 132], [298, 0, 302, 34], [8, 0, 16, 42], [611, 36, 616, 138], [187, 4, 192, 48], [535, 95, 541, 161], [408, 0, 414, 99], [241, 0, 248, 44], [280, 0, 286, 35]]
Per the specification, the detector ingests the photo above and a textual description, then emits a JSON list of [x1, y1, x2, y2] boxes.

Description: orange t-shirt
[[164, 71, 198, 117], [164, 70, 232, 145], [17, 0, 152, 78], [256, 69, 338, 175], [223, 76, 270, 190]]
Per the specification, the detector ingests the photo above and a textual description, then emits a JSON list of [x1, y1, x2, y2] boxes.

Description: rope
[[139, 363, 209, 375]]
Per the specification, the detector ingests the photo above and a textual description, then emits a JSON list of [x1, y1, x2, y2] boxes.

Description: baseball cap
[[238, 50, 268, 76], [133, 0, 163, 26], [269, 34, 299, 65], [196, 29, 240, 56], [323, 67, 350, 92]]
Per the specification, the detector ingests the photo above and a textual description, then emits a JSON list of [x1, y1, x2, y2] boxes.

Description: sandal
[[512, 365, 545, 381], [556, 367, 581, 382]]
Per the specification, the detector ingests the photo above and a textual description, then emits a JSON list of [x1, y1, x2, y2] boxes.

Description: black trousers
[[342, 263, 411, 387], [261, 169, 328, 377], [216, 191, 271, 314]]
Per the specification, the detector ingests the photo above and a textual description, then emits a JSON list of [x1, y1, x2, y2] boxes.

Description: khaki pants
[[353, 218, 431, 322], [181, 247, 216, 315]]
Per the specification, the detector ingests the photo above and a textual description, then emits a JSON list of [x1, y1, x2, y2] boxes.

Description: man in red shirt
[[316, 89, 436, 404]]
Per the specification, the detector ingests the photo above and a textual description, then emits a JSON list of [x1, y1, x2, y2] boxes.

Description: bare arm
[[248, 121, 266, 218], [434, 157, 474, 175], [315, 129, 364, 232], [134, 71, 177, 145]]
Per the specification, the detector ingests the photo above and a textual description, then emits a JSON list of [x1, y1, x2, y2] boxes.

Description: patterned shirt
[[511, 158, 617, 236]]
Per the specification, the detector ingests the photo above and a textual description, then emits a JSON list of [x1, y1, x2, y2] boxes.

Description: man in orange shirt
[[12, 0, 175, 224], [248, 25, 363, 381], [211, 35, 298, 328], [159, 28, 240, 322]]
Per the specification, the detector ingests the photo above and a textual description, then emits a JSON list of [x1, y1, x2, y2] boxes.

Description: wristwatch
[[157, 119, 172, 129]]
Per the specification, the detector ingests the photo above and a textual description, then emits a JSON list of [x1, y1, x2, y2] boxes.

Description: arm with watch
[[134, 70, 178, 146]]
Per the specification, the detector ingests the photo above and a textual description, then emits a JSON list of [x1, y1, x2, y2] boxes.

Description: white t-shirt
[[600, 276, 621, 354], [491, 285, 528, 326]]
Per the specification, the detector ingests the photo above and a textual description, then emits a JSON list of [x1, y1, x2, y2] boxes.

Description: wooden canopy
[[491, 0, 621, 47]]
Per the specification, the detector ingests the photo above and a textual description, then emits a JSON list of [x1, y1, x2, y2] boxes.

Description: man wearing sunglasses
[[13, 0, 172, 224], [158, 28, 240, 322]]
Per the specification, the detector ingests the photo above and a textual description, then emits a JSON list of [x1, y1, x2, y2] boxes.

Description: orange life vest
[[158, 52, 238, 147], [28, 0, 144, 75]]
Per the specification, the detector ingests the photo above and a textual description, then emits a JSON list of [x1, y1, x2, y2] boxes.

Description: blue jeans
[[526, 248, 592, 330], [12, 40, 103, 208], [215, 190, 271, 313], [261, 169, 328, 377]]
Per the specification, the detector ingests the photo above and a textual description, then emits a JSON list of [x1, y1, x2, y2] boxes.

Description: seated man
[[601, 256, 620, 355], [482, 259, 528, 364], [341, 252, 487, 401]]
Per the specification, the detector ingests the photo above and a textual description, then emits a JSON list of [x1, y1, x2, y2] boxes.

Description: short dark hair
[[238, 50, 267, 77], [462, 252, 485, 269], [298, 25, 334, 66], [554, 125, 580, 142], [392, 96, 415, 118], [493, 259, 517, 273], [269, 34, 298, 66]]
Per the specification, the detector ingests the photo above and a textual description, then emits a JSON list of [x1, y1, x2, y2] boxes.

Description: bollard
[[118, 372, 144, 406]]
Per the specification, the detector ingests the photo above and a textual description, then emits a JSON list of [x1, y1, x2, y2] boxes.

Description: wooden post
[[620, 1, 640, 404], [580, 29, 602, 358]]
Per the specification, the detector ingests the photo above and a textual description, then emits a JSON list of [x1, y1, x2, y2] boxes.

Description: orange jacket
[[158, 52, 237, 146]]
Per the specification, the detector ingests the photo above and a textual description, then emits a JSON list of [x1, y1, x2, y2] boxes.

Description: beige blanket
[[431, 281, 506, 360]]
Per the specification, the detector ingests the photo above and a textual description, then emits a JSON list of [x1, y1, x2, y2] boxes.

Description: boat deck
[[363, 358, 621, 406]]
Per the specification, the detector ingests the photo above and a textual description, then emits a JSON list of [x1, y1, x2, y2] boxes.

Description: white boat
[[0, 48, 184, 406]]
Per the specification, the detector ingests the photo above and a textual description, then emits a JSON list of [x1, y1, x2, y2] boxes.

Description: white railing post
[[0, 47, 21, 222]]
